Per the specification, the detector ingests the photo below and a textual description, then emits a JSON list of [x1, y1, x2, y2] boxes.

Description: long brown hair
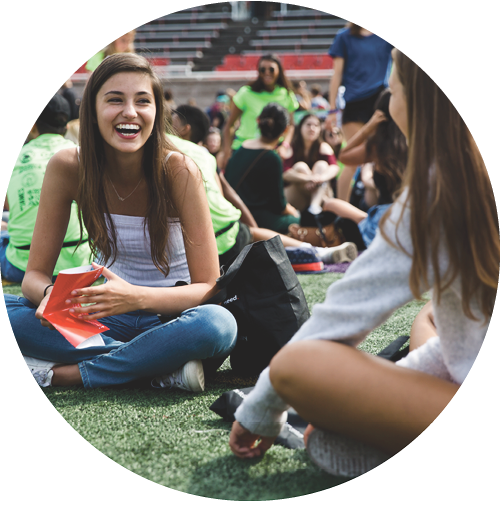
[[380, 50, 499, 319], [290, 113, 322, 168], [365, 88, 407, 198], [78, 53, 179, 277]]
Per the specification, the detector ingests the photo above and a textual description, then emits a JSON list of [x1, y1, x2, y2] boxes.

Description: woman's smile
[[259, 59, 279, 88], [115, 123, 142, 139]]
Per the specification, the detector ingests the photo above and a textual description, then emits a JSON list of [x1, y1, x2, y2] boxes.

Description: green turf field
[[3, 274, 427, 500]]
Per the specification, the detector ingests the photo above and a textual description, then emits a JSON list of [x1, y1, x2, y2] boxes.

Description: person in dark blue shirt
[[325, 23, 393, 202]]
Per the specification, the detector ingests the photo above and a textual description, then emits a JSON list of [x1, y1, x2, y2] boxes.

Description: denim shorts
[[358, 204, 391, 247]]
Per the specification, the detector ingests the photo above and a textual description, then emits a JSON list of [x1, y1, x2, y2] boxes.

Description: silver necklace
[[107, 176, 143, 202]]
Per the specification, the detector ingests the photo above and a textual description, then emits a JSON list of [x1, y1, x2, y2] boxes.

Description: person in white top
[[228, 48, 500, 476], [5, 54, 237, 391]]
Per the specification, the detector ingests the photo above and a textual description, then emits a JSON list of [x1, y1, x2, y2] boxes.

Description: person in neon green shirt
[[85, 30, 136, 72], [171, 104, 356, 267], [168, 104, 246, 266], [221, 54, 299, 170], [1, 95, 91, 282]]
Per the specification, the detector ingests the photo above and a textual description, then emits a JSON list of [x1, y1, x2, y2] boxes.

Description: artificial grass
[[3, 273, 427, 500]]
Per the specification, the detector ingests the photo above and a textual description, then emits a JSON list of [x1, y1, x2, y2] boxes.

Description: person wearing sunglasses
[[221, 54, 299, 171]]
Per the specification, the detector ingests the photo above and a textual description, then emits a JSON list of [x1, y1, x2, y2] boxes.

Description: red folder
[[43, 265, 110, 348]]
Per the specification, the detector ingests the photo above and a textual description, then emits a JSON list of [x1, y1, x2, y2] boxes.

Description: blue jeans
[[0, 232, 26, 283], [358, 204, 392, 247], [5, 294, 237, 389]]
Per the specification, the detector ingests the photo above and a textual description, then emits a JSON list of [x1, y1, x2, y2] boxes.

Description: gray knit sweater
[[234, 190, 490, 436]]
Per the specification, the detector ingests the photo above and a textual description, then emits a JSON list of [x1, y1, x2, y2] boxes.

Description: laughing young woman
[[5, 54, 237, 391]]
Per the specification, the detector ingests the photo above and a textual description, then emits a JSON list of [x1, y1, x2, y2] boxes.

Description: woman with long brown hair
[[5, 53, 237, 391], [280, 113, 339, 214], [228, 49, 499, 476]]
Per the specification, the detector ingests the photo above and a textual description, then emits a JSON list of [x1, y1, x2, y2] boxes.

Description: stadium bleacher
[[73, 4, 345, 76]]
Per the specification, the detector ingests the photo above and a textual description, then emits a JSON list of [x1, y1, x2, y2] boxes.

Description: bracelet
[[281, 142, 290, 149], [327, 109, 339, 115], [43, 284, 54, 297]]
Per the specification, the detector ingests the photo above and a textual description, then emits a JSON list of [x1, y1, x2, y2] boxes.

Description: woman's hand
[[229, 421, 277, 459], [366, 109, 387, 130], [277, 143, 292, 160], [324, 112, 337, 132], [65, 262, 140, 320], [35, 292, 56, 330], [304, 180, 318, 192]]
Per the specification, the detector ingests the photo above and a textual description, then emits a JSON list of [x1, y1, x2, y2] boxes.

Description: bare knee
[[269, 340, 347, 402], [311, 160, 328, 174], [269, 342, 306, 400], [292, 162, 311, 175]]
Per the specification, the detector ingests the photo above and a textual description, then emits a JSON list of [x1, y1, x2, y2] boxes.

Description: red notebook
[[43, 265, 110, 349]]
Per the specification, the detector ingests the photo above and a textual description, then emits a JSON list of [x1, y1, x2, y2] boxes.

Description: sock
[[315, 246, 330, 261], [308, 203, 322, 215]]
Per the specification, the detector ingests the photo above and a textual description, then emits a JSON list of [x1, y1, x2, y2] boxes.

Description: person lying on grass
[[228, 48, 499, 477], [5, 53, 237, 392]]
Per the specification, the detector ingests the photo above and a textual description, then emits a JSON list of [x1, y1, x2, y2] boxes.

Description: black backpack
[[206, 236, 310, 376]]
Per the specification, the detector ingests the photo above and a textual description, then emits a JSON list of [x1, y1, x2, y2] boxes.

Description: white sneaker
[[23, 356, 56, 388], [151, 360, 205, 392], [306, 428, 389, 477], [316, 242, 358, 264]]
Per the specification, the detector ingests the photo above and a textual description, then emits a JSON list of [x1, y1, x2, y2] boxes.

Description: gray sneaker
[[306, 428, 389, 477], [23, 356, 56, 388], [152, 359, 205, 392], [319, 242, 358, 264]]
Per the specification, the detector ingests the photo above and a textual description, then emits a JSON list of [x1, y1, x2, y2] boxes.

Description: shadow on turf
[[184, 449, 349, 500]]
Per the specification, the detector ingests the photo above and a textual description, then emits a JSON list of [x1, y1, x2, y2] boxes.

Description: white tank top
[[97, 151, 191, 287], [101, 214, 190, 287]]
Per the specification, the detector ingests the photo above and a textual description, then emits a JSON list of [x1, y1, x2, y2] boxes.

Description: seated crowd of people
[[1, 23, 498, 480]]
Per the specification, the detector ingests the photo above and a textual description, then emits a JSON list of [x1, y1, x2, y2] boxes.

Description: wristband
[[43, 284, 54, 297], [327, 108, 339, 115], [281, 142, 290, 149]]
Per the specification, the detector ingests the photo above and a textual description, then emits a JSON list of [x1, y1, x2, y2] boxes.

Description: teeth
[[116, 124, 140, 130]]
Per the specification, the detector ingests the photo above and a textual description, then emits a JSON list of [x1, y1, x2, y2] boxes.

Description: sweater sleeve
[[395, 336, 455, 382], [234, 367, 289, 437], [291, 192, 424, 346]]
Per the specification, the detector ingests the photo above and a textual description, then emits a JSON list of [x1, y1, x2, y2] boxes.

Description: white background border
[[1, 1, 498, 518]]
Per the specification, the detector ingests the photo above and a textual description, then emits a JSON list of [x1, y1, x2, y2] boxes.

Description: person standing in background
[[325, 23, 393, 201], [85, 30, 136, 72], [221, 54, 299, 170]]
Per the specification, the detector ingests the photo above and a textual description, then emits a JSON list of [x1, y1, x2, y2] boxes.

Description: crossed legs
[[269, 338, 458, 455]]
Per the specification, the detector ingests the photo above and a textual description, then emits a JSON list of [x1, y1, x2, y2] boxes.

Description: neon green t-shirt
[[232, 85, 299, 150], [6, 134, 92, 274], [168, 134, 241, 255], [85, 51, 105, 72]]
